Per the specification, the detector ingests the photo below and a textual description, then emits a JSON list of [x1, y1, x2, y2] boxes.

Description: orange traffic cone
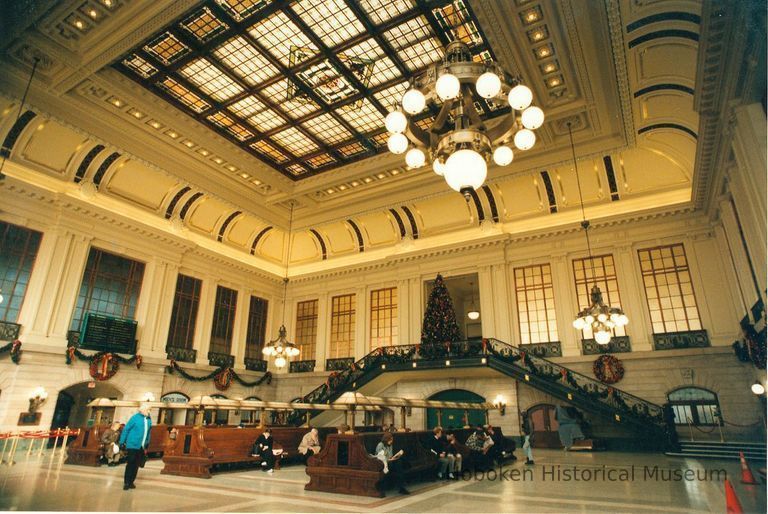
[[739, 451, 759, 485], [724, 478, 744, 514]]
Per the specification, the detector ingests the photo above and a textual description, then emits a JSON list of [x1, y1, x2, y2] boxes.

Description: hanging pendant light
[[567, 123, 628, 345], [262, 202, 300, 368], [467, 281, 480, 320]]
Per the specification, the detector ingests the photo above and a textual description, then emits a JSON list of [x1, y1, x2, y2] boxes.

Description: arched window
[[667, 387, 721, 426], [158, 392, 188, 425]]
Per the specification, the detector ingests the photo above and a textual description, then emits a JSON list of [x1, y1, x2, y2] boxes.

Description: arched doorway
[[525, 403, 560, 448], [667, 387, 721, 426], [426, 389, 486, 430], [51, 381, 123, 430], [158, 392, 189, 425]]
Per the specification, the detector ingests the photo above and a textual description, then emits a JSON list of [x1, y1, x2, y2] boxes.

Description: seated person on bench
[[298, 428, 321, 464], [252, 428, 275, 473], [445, 432, 463, 474], [425, 426, 456, 479], [374, 432, 410, 495], [465, 428, 493, 470]]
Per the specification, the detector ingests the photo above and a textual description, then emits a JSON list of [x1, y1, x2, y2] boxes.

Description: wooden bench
[[66, 425, 106, 466], [305, 431, 438, 497]]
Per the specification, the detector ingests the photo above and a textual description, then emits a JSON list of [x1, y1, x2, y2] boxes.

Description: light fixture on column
[[29, 386, 48, 413], [262, 202, 300, 369], [384, 41, 543, 200], [751, 381, 765, 396], [467, 281, 480, 320], [492, 394, 506, 415], [567, 123, 628, 345]]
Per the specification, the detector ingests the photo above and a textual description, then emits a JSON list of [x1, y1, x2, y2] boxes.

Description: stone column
[[615, 244, 652, 352], [316, 292, 330, 370], [551, 254, 579, 356], [194, 276, 217, 364], [232, 286, 251, 369]]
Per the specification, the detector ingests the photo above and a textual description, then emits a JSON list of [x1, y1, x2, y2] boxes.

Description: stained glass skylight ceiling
[[115, 0, 501, 179]]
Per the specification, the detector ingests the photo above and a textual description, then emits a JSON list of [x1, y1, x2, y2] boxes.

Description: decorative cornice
[[605, 0, 637, 148]]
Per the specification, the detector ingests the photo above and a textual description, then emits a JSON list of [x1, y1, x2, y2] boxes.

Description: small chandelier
[[262, 202, 300, 369], [566, 123, 628, 345], [467, 281, 479, 320], [384, 40, 544, 200]]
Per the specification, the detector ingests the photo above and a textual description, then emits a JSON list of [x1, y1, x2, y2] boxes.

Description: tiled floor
[[0, 449, 764, 513]]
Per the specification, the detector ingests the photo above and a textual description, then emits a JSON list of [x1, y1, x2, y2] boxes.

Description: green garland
[[0, 339, 22, 364], [165, 359, 272, 391], [65, 346, 142, 367]]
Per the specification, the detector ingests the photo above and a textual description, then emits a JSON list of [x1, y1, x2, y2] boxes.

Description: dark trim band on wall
[[92, 152, 121, 187], [638, 123, 698, 139], [346, 219, 365, 252], [468, 189, 485, 222], [539, 171, 558, 213], [179, 192, 204, 220], [628, 29, 699, 49], [482, 185, 500, 223], [164, 186, 191, 219], [626, 12, 701, 32], [309, 229, 327, 260], [389, 208, 406, 239], [0, 110, 36, 158], [250, 226, 272, 255], [602, 156, 620, 202], [74, 144, 106, 183], [634, 83, 695, 98], [401, 206, 419, 239], [217, 211, 242, 242]]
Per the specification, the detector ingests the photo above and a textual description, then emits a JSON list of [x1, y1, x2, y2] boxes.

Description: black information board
[[80, 313, 137, 354]]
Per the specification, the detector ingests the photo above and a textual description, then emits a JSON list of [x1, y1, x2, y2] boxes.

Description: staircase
[[285, 338, 677, 451], [666, 441, 767, 461]]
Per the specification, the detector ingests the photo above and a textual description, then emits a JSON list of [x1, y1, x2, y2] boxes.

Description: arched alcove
[[52, 381, 124, 429], [425, 389, 485, 430]]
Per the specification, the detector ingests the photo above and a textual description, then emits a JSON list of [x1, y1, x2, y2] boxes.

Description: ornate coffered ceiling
[[0, 0, 762, 275]]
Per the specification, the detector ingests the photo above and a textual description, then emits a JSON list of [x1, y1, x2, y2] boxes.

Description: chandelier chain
[[0, 57, 40, 180], [280, 202, 295, 325], [567, 122, 598, 288]]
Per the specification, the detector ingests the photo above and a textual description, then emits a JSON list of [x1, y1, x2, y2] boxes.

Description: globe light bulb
[[274, 356, 287, 368], [475, 72, 501, 99], [514, 129, 536, 150], [618, 314, 629, 326], [402, 88, 426, 114], [585, 315, 595, 325], [752, 382, 766, 395], [597, 313, 607, 323], [467, 310, 480, 320], [521, 106, 545, 129], [436, 73, 461, 100], [594, 330, 612, 345], [493, 145, 514, 166], [289, 346, 300, 357], [387, 133, 408, 154], [433, 158, 447, 176], [572, 318, 586, 330], [0, 292, 4, 304], [405, 147, 426, 168], [610, 313, 620, 324], [508, 84, 533, 110], [385, 110, 407, 133], [444, 149, 488, 192]]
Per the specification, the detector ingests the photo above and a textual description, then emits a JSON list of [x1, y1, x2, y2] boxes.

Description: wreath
[[593, 354, 624, 384], [89, 353, 120, 381], [214, 368, 233, 391]]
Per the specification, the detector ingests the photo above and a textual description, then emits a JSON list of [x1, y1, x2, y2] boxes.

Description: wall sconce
[[751, 381, 766, 396], [29, 387, 48, 413], [142, 392, 156, 402], [493, 394, 507, 416]]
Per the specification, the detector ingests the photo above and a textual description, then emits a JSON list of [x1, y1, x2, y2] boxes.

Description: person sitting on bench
[[426, 426, 456, 479], [466, 428, 492, 470], [445, 432, 463, 475], [252, 428, 275, 473], [298, 428, 321, 464], [375, 432, 409, 495]]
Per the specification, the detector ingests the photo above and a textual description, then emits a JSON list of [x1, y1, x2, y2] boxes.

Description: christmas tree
[[421, 273, 462, 346]]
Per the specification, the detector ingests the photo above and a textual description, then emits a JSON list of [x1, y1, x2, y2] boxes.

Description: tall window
[[0, 221, 42, 323], [166, 274, 202, 350], [70, 248, 145, 331], [370, 287, 398, 349], [513, 264, 558, 344], [572, 254, 626, 338], [209, 286, 237, 355], [245, 295, 268, 359], [295, 299, 318, 359], [329, 294, 355, 358], [638, 244, 702, 333], [668, 387, 721, 426]]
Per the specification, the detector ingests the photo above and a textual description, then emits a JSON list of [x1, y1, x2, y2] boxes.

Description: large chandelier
[[566, 123, 628, 344], [384, 41, 544, 200], [262, 202, 300, 368]]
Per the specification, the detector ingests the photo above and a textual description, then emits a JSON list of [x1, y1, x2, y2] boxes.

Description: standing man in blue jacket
[[119, 404, 152, 490]]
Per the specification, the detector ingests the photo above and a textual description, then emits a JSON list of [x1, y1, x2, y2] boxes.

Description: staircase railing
[[284, 338, 676, 448]]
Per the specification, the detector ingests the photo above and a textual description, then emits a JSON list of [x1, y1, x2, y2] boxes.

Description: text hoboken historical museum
[[460, 465, 727, 482]]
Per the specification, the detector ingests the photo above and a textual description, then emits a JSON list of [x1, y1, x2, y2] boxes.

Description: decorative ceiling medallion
[[288, 46, 374, 110]]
